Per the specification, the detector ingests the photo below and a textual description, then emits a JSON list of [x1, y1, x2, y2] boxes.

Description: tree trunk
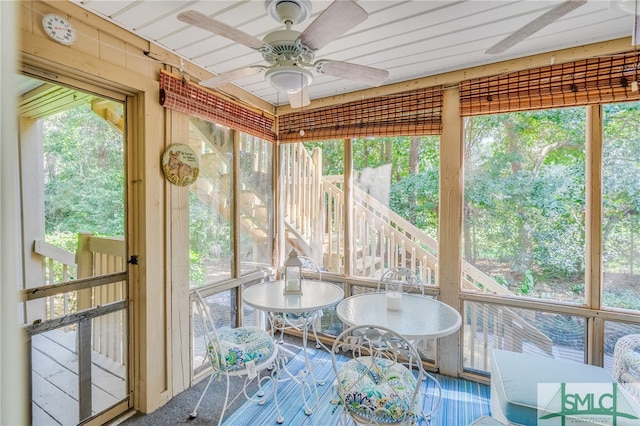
[[383, 139, 391, 164], [409, 136, 421, 174]]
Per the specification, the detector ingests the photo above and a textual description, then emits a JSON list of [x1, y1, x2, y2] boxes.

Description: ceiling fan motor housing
[[262, 29, 315, 64]]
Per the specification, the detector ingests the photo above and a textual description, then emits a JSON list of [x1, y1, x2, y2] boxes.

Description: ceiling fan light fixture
[[265, 65, 313, 92]]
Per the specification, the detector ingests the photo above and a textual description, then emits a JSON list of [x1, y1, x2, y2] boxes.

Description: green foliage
[[303, 140, 344, 175], [389, 168, 439, 233], [189, 249, 206, 288], [462, 103, 640, 310], [43, 103, 124, 237], [189, 192, 231, 257], [494, 275, 508, 288], [464, 108, 587, 277], [518, 269, 534, 295]]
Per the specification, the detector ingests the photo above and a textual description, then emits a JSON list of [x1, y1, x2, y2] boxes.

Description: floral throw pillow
[[336, 356, 417, 423]]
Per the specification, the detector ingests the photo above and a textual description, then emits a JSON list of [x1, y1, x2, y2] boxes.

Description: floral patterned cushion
[[208, 326, 276, 374], [336, 356, 417, 423]]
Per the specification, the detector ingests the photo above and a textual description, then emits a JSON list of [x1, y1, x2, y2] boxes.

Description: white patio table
[[242, 279, 344, 420]]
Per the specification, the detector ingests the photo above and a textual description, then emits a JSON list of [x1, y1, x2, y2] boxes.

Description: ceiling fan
[[178, 0, 390, 108], [486, 0, 640, 55], [485, 0, 588, 55]]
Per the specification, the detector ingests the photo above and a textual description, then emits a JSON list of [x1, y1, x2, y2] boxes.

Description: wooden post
[[167, 98, 191, 395], [78, 318, 92, 420], [586, 104, 603, 365], [76, 232, 93, 311], [344, 139, 353, 277], [312, 147, 323, 262], [438, 86, 463, 377], [19, 117, 47, 323]]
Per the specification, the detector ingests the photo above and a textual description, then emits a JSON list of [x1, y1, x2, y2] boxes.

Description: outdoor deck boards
[[31, 329, 126, 425]]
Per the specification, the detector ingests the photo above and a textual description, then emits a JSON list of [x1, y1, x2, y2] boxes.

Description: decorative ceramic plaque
[[162, 144, 200, 186]]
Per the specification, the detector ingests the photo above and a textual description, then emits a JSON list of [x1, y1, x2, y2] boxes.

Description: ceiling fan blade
[[177, 10, 265, 50], [288, 88, 310, 108], [199, 67, 263, 88], [317, 61, 389, 86], [298, 0, 368, 51], [485, 0, 587, 55]]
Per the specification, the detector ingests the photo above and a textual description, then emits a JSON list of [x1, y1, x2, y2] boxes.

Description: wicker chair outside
[[612, 334, 640, 403]]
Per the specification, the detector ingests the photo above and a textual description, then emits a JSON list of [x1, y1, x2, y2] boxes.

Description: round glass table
[[336, 292, 461, 340], [243, 280, 344, 420]]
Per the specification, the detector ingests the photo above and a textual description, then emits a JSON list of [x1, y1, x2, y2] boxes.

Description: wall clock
[[42, 13, 76, 46]]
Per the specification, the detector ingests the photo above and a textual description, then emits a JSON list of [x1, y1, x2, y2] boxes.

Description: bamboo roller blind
[[159, 70, 276, 142], [278, 86, 443, 142], [460, 51, 640, 116]]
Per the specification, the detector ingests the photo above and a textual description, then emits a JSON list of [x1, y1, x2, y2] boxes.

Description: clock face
[[42, 14, 76, 46]]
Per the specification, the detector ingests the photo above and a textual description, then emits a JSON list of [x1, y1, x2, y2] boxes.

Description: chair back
[[377, 267, 424, 295], [331, 324, 423, 425], [193, 290, 226, 372], [299, 255, 322, 281]]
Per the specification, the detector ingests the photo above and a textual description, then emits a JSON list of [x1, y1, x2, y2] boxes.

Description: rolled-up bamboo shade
[[460, 50, 640, 116], [278, 86, 443, 142], [159, 70, 276, 142]]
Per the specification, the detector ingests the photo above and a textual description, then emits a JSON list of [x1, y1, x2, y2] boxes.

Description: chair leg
[[217, 374, 232, 426], [190, 370, 216, 419], [272, 367, 284, 424], [312, 322, 330, 352], [420, 369, 442, 424]]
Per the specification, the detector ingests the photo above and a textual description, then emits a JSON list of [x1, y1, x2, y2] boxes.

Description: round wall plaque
[[162, 144, 200, 186]]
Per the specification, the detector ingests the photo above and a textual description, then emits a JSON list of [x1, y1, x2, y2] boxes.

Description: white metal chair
[[377, 266, 425, 294], [190, 290, 281, 425], [271, 255, 330, 350], [331, 324, 424, 425]]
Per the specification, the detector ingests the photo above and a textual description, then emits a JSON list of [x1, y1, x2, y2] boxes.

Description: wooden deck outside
[[32, 328, 127, 426]]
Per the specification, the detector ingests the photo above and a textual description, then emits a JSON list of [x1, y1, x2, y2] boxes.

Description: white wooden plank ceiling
[[70, 0, 638, 106]]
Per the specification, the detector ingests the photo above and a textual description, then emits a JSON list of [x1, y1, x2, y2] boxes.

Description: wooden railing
[[32, 233, 127, 364], [281, 143, 554, 361], [33, 239, 77, 319], [464, 303, 554, 372], [282, 144, 324, 260], [26, 234, 128, 423], [324, 175, 438, 282], [281, 143, 498, 288], [195, 139, 553, 361]]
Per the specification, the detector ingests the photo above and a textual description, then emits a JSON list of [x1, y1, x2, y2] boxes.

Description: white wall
[[1, 1, 27, 424]]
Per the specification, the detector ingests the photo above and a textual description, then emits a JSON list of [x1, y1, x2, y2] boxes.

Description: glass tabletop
[[336, 292, 462, 340], [243, 280, 344, 313]]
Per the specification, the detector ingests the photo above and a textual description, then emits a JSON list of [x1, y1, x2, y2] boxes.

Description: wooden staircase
[[282, 143, 504, 290], [186, 120, 522, 298]]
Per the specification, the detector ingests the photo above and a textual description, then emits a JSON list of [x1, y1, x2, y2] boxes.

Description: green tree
[[464, 108, 586, 292], [44, 103, 124, 238]]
